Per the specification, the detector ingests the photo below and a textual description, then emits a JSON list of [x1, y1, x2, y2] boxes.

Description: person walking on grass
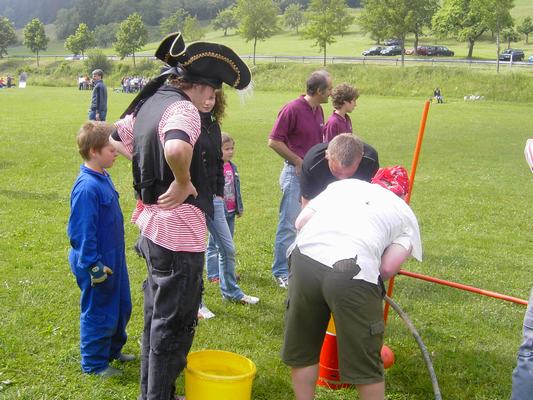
[[510, 138, 533, 400], [323, 83, 360, 142], [282, 167, 422, 400], [89, 69, 108, 121], [67, 121, 133, 378], [110, 32, 251, 400], [268, 70, 332, 289]]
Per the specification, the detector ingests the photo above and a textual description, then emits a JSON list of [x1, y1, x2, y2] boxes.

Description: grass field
[[0, 84, 532, 399]]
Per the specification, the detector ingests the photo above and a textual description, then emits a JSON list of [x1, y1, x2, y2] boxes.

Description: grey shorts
[[281, 246, 385, 385]]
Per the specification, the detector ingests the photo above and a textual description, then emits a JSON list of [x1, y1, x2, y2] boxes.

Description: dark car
[[362, 46, 385, 56], [384, 38, 403, 46], [424, 45, 454, 57], [499, 48, 525, 61], [380, 45, 403, 56]]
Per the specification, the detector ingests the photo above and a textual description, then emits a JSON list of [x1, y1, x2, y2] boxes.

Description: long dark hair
[[212, 89, 226, 122]]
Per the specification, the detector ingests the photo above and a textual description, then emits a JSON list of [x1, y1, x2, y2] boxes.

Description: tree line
[[0, 0, 531, 68]]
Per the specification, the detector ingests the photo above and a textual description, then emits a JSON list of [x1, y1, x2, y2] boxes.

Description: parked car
[[362, 46, 385, 56], [384, 38, 403, 46], [528, 55, 533, 63], [425, 46, 454, 57], [380, 45, 403, 56], [499, 48, 525, 61], [405, 46, 429, 56]]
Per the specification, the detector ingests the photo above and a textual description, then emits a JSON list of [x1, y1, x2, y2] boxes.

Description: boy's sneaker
[[198, 304, 215, 319], [239, 294, 260, 305], [275, 275, 289, 289], [96, 366, 122, 378], [116, 353, 135, 362]]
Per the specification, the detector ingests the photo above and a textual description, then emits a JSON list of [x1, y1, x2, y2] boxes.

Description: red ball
[[381, 344, 395, 369]]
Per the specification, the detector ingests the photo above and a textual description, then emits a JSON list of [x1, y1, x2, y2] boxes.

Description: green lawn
[[0, 85, 532, 399]]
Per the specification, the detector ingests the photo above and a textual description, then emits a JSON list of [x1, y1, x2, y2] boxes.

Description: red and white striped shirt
[[114, 99, 207, 252]]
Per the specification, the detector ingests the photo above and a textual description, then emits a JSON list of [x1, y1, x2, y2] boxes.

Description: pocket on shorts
[[370, 320, 385, 336]]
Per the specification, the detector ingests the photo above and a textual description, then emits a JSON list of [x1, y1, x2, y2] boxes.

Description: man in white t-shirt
[[281, 171, 422, 400]]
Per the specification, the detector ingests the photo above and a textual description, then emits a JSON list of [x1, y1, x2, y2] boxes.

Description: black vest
[[132, 85, 213, 218]]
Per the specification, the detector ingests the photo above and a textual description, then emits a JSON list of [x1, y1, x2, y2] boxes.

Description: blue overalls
[[67, 165, 132, 373]]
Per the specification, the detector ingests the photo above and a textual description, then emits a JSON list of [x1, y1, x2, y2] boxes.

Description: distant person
[[268, 70, 332, 289], [89, 69, 108, 121], [300, 133, 379, 206], [510, 138, 533, 400], [67, 121, 133, 378], [434, 87, 443, 104], [6, 75, 13, 88], [78, 75, 85, 90], [323, 83, 359, 142], [19, 71, 27, 88]]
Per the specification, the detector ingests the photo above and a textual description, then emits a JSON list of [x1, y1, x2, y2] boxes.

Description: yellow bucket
[[185, 350, 257, 400]]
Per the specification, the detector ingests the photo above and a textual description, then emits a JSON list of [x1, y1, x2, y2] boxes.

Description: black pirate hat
[[121, 32, 251, 117]]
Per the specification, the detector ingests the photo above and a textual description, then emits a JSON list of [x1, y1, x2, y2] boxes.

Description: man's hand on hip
[[157, 180, 198, 209]]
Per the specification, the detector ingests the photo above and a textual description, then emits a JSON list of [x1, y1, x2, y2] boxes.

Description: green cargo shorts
[[281, 246, 385, 385]]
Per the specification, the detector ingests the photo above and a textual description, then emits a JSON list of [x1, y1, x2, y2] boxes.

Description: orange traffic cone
[[316, 316, 352, 390]]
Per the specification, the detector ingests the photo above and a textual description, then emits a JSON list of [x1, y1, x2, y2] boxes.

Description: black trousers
[[136, 236, 204, 400]]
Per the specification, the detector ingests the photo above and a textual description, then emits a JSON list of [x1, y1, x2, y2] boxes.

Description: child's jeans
[[205, 197, 243, 300], [511, 288, 533, 400]]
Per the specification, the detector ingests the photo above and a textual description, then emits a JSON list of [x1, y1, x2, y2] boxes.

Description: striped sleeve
[[158, 100, 201, 146], [114, 114, 136, 154]]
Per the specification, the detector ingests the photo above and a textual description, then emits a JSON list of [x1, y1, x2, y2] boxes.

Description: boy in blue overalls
[[68, 121, 133, 377]]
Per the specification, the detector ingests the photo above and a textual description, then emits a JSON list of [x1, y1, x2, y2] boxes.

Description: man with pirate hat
[[110, 32, 251, 400]]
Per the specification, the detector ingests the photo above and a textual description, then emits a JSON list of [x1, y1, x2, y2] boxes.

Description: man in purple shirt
[[323, 83, 359, 142], [268, 70, 332, 288]]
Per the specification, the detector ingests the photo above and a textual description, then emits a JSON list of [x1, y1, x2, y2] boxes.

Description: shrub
[[84, 49, 113, 76]]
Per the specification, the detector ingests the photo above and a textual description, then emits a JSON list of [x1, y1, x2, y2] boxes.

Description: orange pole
[[384, 99, 431, 322], [398, 269, 528, 306]]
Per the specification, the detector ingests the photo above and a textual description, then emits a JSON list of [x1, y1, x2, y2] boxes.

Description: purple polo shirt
[[269, 95, 324, 159], [323, 112, 352, 142]]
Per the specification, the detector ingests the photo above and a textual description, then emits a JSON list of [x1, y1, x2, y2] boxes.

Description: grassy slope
[[0, 85, 532, 399]]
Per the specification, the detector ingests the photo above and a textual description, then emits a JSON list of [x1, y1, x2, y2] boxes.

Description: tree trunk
[[496, 29, 500, 74], [133, 51, 136, 67], [253, 37, 257, 66], [400, 35, 405, 67], [36, 50, 39, 66], [224, 28, 227, 36], [414, 31, 419, 55], [467, 39, 475, 59], [526, 33, 529, 44], [323, 43, 326, 66]]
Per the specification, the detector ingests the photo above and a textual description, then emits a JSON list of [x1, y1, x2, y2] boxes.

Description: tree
[[114, 13, 147, 67], [283, 3, 305, 34], [235, 0, 279, 65], [183, 15, 205, 41], [303, 0, 354, 66], [0, 16, 17, 58], [213, 7, 238, 36], [23, 18, 48, 66], [432, 0, 511, 59], [65, 23, 95, 58], [517, 16, 533, 44], [502, 27, 520, 48], [54, 8, 81, 40], [481, 0, 513, 73], [358, 0, 388, 44], [75, 0, 105, 29], [159, 8, 189, 36], [94, 23, 118, 47], [360, 0, 438, 57]]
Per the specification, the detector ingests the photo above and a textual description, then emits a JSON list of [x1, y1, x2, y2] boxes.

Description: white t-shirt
[[293, 179, 422, 285]]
